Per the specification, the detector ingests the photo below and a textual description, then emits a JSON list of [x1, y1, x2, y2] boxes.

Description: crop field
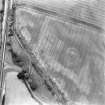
[[0, 0, 105, 105]]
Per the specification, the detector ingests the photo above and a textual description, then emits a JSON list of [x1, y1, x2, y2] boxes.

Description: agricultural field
[[0, 0, 105, 105]]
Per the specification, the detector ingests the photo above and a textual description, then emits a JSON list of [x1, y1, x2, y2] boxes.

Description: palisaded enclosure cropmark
[[1, 0, 105, 105]]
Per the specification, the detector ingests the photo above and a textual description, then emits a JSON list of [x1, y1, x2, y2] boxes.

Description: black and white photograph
[[0, 0, 105, 105]]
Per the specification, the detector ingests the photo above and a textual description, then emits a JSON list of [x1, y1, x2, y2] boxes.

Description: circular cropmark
[[64, 47, 81, 69]]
